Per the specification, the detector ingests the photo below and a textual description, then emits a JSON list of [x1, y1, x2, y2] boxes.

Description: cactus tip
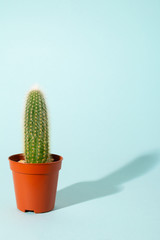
[[30, 83, 40, 91]]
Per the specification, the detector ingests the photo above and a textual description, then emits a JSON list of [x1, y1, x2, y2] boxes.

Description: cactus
[[24, 89, 50, 163]]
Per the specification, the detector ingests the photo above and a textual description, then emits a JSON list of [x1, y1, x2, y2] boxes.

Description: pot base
[[18, 208, 53, 214]]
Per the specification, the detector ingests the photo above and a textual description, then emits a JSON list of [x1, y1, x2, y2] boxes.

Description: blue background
[[0, 0, 160, 239]]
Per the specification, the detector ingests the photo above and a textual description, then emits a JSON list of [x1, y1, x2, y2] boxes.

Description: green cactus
[[24, 89, 50, 163]]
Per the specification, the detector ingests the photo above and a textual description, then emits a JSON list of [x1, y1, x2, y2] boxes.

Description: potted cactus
[[8, 88, 63, 213]]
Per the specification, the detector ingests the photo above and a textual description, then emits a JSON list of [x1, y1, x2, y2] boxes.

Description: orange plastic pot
[[9, 153, 63, 213]]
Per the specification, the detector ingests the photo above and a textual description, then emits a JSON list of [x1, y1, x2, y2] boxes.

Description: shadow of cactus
[[55, 152, 159, 210]]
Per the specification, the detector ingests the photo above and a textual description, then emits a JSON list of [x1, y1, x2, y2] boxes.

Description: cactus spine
[[24, 89, 50, 163]]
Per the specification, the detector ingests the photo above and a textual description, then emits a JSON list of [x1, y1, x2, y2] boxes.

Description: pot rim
[[8, 153, 63, 165], [8, 153, 63, 174]]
